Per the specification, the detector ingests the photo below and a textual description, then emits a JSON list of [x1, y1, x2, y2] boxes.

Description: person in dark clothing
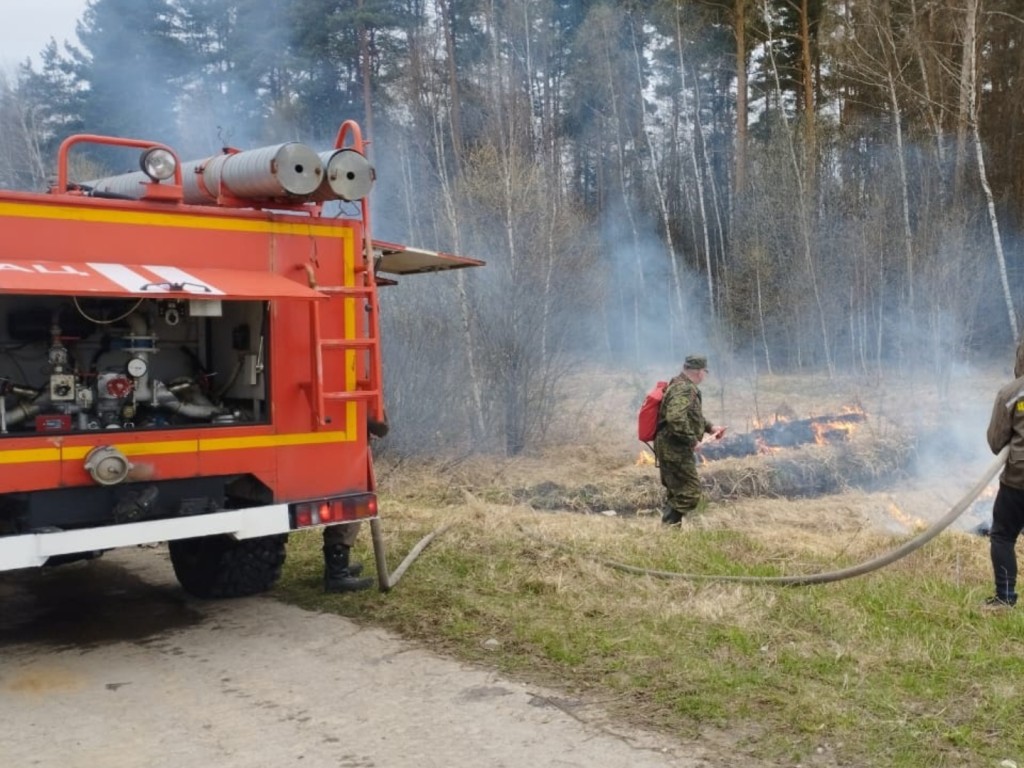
[[985, 365, 1024, 608], [322, 412, 389, 593], [653, 355, 725, 525], [322, 520, 373, 593]]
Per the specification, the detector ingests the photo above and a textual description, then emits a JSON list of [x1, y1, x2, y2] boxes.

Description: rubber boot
[[661, 506, 684, 526], [323, 544, 374, 593]]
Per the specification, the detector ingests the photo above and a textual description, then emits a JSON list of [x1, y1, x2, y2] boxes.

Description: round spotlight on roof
[[140, 147, 178, 182]]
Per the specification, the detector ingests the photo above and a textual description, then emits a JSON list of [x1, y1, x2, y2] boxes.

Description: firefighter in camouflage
[[654, 355, 725, 525], [322, 413, 390, 593]]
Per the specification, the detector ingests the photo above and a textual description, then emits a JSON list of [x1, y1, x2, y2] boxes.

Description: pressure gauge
[[126, 357, 148, 378]]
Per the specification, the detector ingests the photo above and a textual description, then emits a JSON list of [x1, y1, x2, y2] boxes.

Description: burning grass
[[396, 427, 917, 517], [700, 431, 915, 502]]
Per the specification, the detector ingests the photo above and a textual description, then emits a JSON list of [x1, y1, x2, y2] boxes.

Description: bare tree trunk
[[488, 0, 530, 455], [0, 77, 47, 189], [733, 0, 748, 193], [755, 260, 773, 374], [431, 109, 486, 439], [881, 43, 916, 325], [437, 0, 464, 173], [799, 0, 816, 173], [963, 0, 1017, 339], [397, 136, 421, 242], [953, 0, 977, 198], [521, 3, 558, 365], [691, 64, 727, 322], [908, 0, 946, 192], [599, 16, 644, 365], [675, 17, 715, 320], [631, 22, 685, 327], [357, 0, 375, 152], [520, 0, 539, 154], [763, 0, 833, 376]]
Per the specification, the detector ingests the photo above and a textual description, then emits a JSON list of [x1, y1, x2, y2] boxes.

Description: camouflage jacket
[[987, 375, 1024, 489], [657, 375, 711, 449]]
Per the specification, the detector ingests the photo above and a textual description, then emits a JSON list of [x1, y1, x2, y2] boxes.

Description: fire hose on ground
[[364, 447, 1007, 590], [526, 445, 1010, 586], [369, 518, 453, 592]]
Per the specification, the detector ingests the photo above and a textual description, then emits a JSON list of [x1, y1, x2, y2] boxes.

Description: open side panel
[[0, 259, 325, 299], [0, 260, 326, 436], [372, 241, 485, 276], [0, 294, 282, 436]]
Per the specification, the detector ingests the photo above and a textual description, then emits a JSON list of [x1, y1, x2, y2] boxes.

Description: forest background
[[1, 0, 1022, 458]]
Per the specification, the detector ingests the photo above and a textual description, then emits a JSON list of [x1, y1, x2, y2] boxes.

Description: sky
[[1, 0, 89, 71]]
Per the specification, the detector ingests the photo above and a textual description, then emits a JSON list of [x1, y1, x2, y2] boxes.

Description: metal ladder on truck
[[308, 118, 391, 588], [308, 118, 385, 432], [306, 242, 390, 589], [308, 267, 383, 430]]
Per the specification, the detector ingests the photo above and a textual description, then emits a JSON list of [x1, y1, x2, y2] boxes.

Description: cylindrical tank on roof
[[312, 148, 375, 202], [84, 142, 324, 205], [182, 142, 323, 204], [83, 170, 152, 199]]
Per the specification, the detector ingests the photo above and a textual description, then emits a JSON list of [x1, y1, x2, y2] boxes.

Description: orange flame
[[750, 413, 791, 430], [886, 501, 925, 529], [636, 450, 656, 466], [810, 419, 860, 445]]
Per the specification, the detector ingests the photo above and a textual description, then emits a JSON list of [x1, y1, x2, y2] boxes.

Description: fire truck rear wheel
[[168, 534, 288, 599]]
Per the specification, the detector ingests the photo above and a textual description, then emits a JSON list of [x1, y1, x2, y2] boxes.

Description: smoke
[[11, 0, 1024, 463], [596, 200, 713, 373]]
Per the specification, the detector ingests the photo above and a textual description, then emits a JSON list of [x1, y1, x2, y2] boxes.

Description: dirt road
[[0, 548, 716, 768]]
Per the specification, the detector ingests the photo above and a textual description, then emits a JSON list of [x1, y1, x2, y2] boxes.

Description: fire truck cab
[[0, 122, 481, 597]]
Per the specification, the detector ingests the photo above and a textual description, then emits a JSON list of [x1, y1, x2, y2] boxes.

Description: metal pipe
[[85, 142, 324, 205], [151, 380, 219, 419], [3, 391, 52, 427], [370, 517, 390, 591]]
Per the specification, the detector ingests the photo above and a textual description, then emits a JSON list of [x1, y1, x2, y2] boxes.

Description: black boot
[[323, 544, 374, 593], [661, 506, 684, 526]]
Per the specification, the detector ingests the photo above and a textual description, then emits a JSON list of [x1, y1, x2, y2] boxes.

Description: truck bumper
[[0, 504, 291, 571]]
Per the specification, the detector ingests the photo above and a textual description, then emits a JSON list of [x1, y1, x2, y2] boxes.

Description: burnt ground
[[508, 433, 915, 516]]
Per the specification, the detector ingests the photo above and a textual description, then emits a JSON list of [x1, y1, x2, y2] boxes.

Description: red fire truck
[[0, 121, 482, 597]]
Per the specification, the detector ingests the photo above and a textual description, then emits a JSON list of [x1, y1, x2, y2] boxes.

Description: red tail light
[[290, 493, 377, 529]]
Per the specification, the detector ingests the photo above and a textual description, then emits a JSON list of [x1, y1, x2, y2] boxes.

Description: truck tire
[[169, 534, 287, 599]]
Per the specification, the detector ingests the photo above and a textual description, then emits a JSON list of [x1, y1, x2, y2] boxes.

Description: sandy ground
[[0, 547, 735, 768]]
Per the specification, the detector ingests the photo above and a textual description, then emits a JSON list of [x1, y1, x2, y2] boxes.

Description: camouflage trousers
[[654, 435, 702, 523], [323, 521, 362, 547]]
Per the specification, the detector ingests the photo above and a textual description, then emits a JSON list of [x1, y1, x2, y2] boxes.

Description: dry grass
[[277, 366, 1021, 767], [279, 485, 1017, 766]]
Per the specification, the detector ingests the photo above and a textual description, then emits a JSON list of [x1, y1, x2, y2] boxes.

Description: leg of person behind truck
[[657, 446, 703, 525], [323, 522, 374, 593]]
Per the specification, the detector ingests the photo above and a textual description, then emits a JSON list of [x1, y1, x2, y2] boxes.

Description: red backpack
[[637, 380, 668, 443]]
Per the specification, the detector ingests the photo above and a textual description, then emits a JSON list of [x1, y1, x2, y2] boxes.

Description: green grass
[[273, 500, 1024, 768]]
